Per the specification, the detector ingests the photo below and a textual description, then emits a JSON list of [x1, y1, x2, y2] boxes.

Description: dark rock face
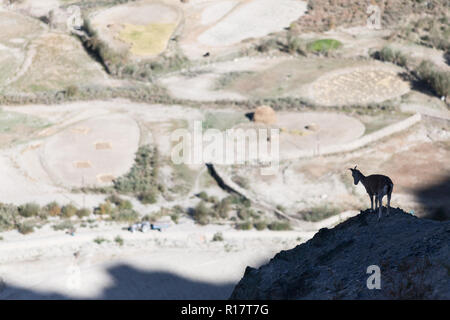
[[230, 208, 450, 299]]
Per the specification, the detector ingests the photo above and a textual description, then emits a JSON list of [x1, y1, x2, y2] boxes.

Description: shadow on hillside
[[397, 72, 436, 97], [0, 264, 235, 300], [414, 175, 450, 221]]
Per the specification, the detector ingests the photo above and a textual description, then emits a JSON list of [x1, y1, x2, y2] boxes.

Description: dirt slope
[[230, 208, 450, 299]]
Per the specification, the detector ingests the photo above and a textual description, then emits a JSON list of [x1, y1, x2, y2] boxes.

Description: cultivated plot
[[91, 1, 181, 58], [7, 32, 111, 93], [0, 10, 45, 88], [308, 65, 411, 106]]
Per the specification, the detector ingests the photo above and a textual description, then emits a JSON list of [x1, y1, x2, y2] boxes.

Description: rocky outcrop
[[230, 208, 450, 299]]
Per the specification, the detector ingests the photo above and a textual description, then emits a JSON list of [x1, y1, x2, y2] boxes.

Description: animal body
[[349, 166, 393, 220]]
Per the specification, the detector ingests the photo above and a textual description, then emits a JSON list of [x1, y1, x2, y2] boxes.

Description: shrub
[[18, 222, 34, 234], [138, 190, 157, 204], [193, 201, 210, 225], [215, 198, 231, 219], [197, 191, 209, 201], [235, 221, 253, 230], [118, 199, 133, 210], [255, 38, 278, 53], [208, 196, 219, 204], [18, 203, 40, 218], [106, 194, 122, 206], [170, 213, 180, 224], [286, 35, 306, 56], [307, 39, 342, 54], [416, 60, 450, 97], [76, 208, 91, 219], [268, 221, 292, 231], [110, 209, 139, 222], [113, 145, 163, 204], [212, 232, 224, 242], [61, 204, 78, 218], [114, 235, 124, 246], [106, 194, 133, 210], [0, 204, 18, 232], [227, 195, 251, 208], [254, 221, 267, 231], [172, 205, 184, 214], [299, 204, 340, 222], [374, 47, 408, 67], [44, 202, 61, 216], [94, 201, 113, 215], [38, 212, 48, 221], [52, 220, 74, 231], [65, 85, 79, 98], [93, 237, 108, 245], [237, 207, 251, 220]]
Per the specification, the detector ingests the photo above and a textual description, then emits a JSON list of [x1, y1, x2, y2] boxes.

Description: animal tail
[[388, 182, 394, 195]]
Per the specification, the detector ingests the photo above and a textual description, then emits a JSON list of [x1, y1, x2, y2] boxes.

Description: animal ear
[[348, 168, 353, 171]]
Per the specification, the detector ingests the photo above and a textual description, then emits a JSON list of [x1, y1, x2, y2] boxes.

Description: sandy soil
[[200, 1, 237, 25], [42, 113, 140, 187], [160, 56, 292, 101], [8, 0, 60, 17], [197, 0, 307, 47], [233, 111, 365, 160], [179, 0, 306, 59]]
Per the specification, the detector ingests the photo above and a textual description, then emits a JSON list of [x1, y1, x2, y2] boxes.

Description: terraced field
[[0, 10, 45, 88], [160, 57, 410, 105], [7, 32, 111, 93], [91, 1, 181, 58]]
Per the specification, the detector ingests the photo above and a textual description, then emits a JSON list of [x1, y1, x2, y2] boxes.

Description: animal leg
[[387, 192, 391, 216], [370, 195, 374, 212], [378, 196, 383, 220]]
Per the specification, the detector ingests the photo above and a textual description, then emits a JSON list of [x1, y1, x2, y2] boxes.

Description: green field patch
[[0, 110, 48, 134], [0, 109, 50, 147], [214, 71, 255, 91], [119, 23, 176, 57], [307, 39, 342, 53], [202, 111, 249, 131], [228, 58, 359, 99]]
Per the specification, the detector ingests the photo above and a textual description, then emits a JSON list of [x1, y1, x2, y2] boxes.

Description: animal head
[[348, 165, 361, 185]]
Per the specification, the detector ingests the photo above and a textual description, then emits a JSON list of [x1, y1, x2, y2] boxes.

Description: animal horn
[[354, 165, 357, 169]]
